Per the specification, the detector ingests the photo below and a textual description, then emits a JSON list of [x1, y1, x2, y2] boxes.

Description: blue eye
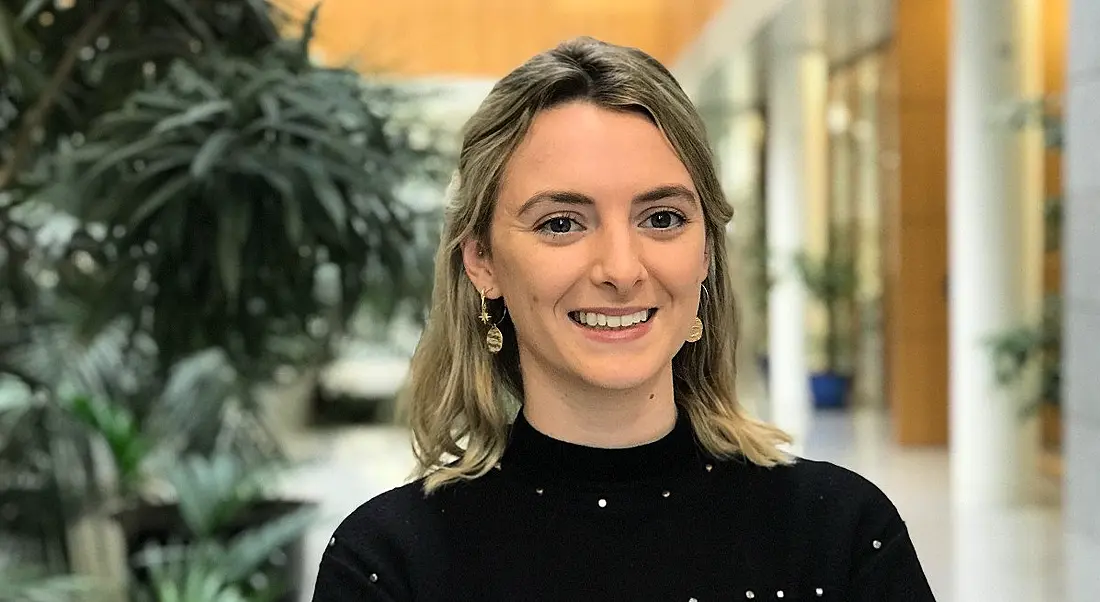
[[645, 211, 685, 229], [538, 216, 581, 235]]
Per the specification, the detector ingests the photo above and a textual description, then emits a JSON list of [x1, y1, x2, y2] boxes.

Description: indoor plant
[[794, 239, 858, 408]]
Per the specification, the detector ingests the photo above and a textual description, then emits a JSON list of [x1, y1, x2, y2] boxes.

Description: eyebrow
[[515, 184, 698, 218]]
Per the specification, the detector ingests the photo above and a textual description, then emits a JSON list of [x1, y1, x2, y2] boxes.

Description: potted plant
[[2, 2, 442, 596], [59, 353, 318, 602], [794, 239, 859, 408]]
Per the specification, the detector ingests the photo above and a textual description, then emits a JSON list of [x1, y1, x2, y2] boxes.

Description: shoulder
[[332, 478, 436, 545], [718, 457, 935, 598], [316, 479, 443, 600], [728, 455, 907, 543], [329, 472, 496, 559], [741, 456, 899, 514]]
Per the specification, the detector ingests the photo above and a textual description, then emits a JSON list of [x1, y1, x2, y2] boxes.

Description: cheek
[[650, 236, 708, 286], [494, 251, 565, 320]]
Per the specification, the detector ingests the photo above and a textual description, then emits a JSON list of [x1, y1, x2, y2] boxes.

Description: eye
[[537, 215, 583, 235], [643, 210, 686, 230]]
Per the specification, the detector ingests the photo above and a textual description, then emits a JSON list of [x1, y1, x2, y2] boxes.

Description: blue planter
[[810, 372, 850, 409]]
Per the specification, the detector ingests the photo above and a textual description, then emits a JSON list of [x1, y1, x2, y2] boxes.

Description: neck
[[518, 360, 678, 449]]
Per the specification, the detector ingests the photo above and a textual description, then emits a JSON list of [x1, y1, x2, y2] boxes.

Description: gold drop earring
[[479, 288, 507, 354], [686, 283, 707, 343]]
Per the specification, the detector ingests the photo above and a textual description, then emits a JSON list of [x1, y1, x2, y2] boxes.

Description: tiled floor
[[285, 408, 1068, 601]]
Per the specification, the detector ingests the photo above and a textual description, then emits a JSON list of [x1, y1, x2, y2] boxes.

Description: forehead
[[499, 102, 695, 203]]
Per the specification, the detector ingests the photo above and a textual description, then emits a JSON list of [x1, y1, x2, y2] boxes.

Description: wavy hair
[[400, 36, 792, 493]]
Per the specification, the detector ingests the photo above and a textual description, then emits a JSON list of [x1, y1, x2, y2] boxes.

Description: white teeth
[[574, 310, 651, 329]]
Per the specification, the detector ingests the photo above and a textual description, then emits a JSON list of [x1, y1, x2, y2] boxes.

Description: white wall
[[1063, 0, 1100, 598]]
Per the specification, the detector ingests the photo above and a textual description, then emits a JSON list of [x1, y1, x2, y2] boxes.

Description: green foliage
[[67, 394, 150, 495], [1, 1, 441, 594], [1, 0, 288, 190], [987, 295, 1062, 409], [996, 95, 1063, 149], [793, 238, 858, 374], [134, 507, 318, 602], [0, 568, 92, 602], [32, 8, 444, 379], [164, 455, 277, 539], [1043, 196, 1062, 253], [793, 252, 858, 307]]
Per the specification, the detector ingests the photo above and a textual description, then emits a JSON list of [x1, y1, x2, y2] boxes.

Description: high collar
[[501, 405, 701, 484]]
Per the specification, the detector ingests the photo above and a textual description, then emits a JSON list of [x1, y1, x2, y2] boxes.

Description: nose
[[590, 224, 646, 293]]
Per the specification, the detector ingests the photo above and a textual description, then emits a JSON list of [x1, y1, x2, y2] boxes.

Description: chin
[[571, 357, 666, 392]]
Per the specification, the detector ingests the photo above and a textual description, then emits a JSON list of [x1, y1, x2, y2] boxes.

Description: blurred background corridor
[[1, 0, 1097, 600]]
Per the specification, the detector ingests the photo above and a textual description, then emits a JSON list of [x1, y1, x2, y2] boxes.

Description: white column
[[948, 0, 1036, 509], [715, 50, 768, 417], [766, 42, 828, 445]]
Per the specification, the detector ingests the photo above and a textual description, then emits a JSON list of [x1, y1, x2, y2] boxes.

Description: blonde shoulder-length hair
[[400, 36, 792, 494]]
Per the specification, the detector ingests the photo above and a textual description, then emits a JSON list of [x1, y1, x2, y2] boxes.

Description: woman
[[312, 37, 935, 601]]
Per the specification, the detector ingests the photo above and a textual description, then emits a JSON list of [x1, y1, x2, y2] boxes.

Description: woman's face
[[463, 101, 709, 394]]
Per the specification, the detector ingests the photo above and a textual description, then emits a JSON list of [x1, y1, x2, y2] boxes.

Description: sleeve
[[847, 486, 937, 601], [310, 512, 413, 602]]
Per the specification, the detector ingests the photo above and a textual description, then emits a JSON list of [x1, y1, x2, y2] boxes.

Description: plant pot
[[113, 499, 313, 602], [810, 372, 851, 409]]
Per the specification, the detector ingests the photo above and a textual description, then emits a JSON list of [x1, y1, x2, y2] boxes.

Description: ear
[[461, 238, 500, 298]]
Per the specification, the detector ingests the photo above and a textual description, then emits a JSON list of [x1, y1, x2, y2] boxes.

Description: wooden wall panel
[[279, 0, 723, 77], [1043, 0, 1066, 296], [882, 0, 950, 446]]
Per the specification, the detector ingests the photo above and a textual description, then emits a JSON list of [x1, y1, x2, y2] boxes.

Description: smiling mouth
[[568, 308, 658, 329]]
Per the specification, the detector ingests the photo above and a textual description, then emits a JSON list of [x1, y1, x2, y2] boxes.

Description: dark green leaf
[[191, 130, 238, 179], [233, 69, 288, 105], [129, 91, 194, 113], [80, 135, 177, 185], [257, 91, 281, 122], [312, 180, 349, 235], [161, 0, 218, 46], [129, 173, 192, 228], [249, 121, 362, 161], [153, 100, 233, 134], [279, 193, 304, 247], [223, 507, 318, 583], [217, 201, 253, 304], [0, 5, 16, 66], [96, 109, 166, 133]]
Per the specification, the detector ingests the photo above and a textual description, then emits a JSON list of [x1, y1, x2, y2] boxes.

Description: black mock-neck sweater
[[311, 408, 936, 601]]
